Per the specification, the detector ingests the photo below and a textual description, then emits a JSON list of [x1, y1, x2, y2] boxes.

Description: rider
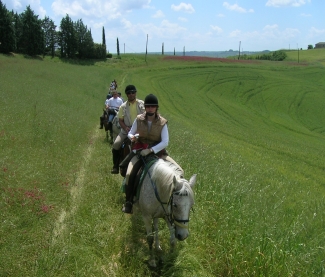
[[99, 93, 113, 129], [121, 94, 183, 214], [111, 85, 145, 174], [106, 90, 123, 128]]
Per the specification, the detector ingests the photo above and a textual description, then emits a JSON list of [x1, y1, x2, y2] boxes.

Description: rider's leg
[[122, 155, 142, 213], [111, 132, 126, 174]]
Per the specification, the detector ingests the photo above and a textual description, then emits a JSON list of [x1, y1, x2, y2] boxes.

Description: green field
[[1, 51, 325, 276]]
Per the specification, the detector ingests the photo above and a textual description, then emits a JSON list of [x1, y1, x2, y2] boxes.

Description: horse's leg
[[165, 217, 176, 249], [143, 216, 156, 267], [153, 218, 162, 251]]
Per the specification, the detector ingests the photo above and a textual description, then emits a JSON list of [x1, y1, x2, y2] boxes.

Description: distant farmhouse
[[315, 42, 325, 48]]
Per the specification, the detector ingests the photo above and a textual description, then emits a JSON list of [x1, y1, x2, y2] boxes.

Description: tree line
[[0, 0, 111, 59]]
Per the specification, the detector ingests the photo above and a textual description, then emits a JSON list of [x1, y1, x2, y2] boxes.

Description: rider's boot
[[111, 149, 120, 174], [119, 152, 135, 177], [122, 183, 133, 214], [108, 122, 112, 132]]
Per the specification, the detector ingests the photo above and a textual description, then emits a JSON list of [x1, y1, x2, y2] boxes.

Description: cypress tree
[[117, 37, 120, 57], [19, 5, 44, 56]]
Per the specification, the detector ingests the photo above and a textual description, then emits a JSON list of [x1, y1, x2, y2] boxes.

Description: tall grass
[[1, 53, 325, 276]]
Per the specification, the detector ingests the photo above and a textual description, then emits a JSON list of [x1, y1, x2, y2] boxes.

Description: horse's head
[[172, 174, 197, 241]]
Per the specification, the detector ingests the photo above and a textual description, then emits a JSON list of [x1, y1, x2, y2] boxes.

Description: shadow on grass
[[118, 209, 180, 277]]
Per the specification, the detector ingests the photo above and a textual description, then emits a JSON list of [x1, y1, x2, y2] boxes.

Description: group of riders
[[100, 81, 183, 214]]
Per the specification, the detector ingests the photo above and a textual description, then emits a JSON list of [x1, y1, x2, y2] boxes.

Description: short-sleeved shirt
[[118, 101, 138, 123], [107, 97, 123, 109]]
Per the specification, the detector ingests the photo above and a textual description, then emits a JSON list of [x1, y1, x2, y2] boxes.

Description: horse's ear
[[173, 175, 181, 189], [189, 174, 197, 188]]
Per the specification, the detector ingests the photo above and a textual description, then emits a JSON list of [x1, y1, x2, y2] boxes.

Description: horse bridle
[[169, 191, 191, 229]]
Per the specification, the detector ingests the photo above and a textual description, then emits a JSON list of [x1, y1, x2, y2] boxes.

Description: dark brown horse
[[102, 109, 119, 143]]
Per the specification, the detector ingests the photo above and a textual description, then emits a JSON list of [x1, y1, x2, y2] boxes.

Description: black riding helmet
[[144, 94, 159, 106], [125, 85, 137, 94]]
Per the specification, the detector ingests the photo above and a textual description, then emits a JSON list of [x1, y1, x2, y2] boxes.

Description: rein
[[140, 155, 190, 229]]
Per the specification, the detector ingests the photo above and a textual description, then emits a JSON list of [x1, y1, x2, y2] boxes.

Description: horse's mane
[[150, 159, 193, 200], [151, 160, 175, 189]]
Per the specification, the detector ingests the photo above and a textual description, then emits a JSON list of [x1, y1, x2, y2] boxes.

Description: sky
[[3, 0, 325, 53]]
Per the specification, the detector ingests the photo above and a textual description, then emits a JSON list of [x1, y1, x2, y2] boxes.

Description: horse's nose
[[177, 232, 188, 241]]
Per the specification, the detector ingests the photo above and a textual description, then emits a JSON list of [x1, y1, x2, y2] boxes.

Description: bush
[[106, 53, 112, 58], [271, 50, 287, 61]]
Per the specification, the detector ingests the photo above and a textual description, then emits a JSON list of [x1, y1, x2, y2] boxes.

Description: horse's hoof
[[148, 259, 156, 267]]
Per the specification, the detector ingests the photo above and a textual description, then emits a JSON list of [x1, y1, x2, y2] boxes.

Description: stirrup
[[122, 201, 133, 214]]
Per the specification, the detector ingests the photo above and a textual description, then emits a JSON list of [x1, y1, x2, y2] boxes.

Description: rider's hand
[[140, 149, 152, 156]]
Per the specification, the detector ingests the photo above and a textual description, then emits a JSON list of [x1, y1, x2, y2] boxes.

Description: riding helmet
[[125, 85, 137, 94], [144, 94, 159, 106]]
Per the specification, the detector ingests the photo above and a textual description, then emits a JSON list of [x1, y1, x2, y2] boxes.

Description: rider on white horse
[[121, 94, 183, 214]]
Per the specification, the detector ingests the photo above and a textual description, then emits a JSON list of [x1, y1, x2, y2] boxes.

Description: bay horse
[[133, 158, 197, 267], [103, 108, 119, 143]]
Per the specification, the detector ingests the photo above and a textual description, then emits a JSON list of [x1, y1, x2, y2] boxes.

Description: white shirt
[[107, 97, 123, 109]]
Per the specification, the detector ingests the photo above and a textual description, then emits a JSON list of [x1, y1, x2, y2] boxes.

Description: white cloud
[[266, 0, 311, 8], [229, 29, 241, 38], [307, 27, 325, 38], [171, 3, 195, 14], [217, 13, 225, 17], [223, 2, 254, 13], [300, 13, 311, 17], [152, 10, 164, 18], [210, 25, 223, 34], [10, 0, 23, 9], [178, 17, 188, 22], [51, 0, 149, 19], [6, 0, 46, 17]]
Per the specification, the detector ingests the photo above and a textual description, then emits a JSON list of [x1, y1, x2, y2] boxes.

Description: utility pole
[[238, 41, 241, 60]]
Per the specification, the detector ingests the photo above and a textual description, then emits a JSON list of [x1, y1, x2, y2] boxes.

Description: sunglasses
[[126, 91, 136, 95]]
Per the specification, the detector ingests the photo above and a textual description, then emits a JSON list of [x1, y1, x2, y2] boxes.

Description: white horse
[[111, 114, 120, 143], [134, 158, 197, 267]]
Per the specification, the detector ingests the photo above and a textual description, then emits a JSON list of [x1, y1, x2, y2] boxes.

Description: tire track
[[51, 127, 100, 245]]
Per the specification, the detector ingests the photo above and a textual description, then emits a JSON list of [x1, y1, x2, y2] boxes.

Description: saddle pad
[[135, 158, 158, 199]]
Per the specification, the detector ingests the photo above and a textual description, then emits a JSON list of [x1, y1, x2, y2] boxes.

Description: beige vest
[[137, 113, 167, 146]]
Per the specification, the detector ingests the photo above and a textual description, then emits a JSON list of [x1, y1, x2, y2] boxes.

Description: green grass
[[1, 52, 325, 276]]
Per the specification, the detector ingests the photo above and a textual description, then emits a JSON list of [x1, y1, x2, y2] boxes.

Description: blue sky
[[3, 0, 325, 53]]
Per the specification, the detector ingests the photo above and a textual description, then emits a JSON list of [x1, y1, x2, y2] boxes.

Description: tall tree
[[0, 0, 16, 53], [117, 37, 120, 57], [59, 14, 77, 58], [19, 5, 44, 55], [12, 11, 23, 52], [75, 19, 93, 58], [102, 26, 106, 55], [102, 26, 106, 46], [42, 16, 56, 57]]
